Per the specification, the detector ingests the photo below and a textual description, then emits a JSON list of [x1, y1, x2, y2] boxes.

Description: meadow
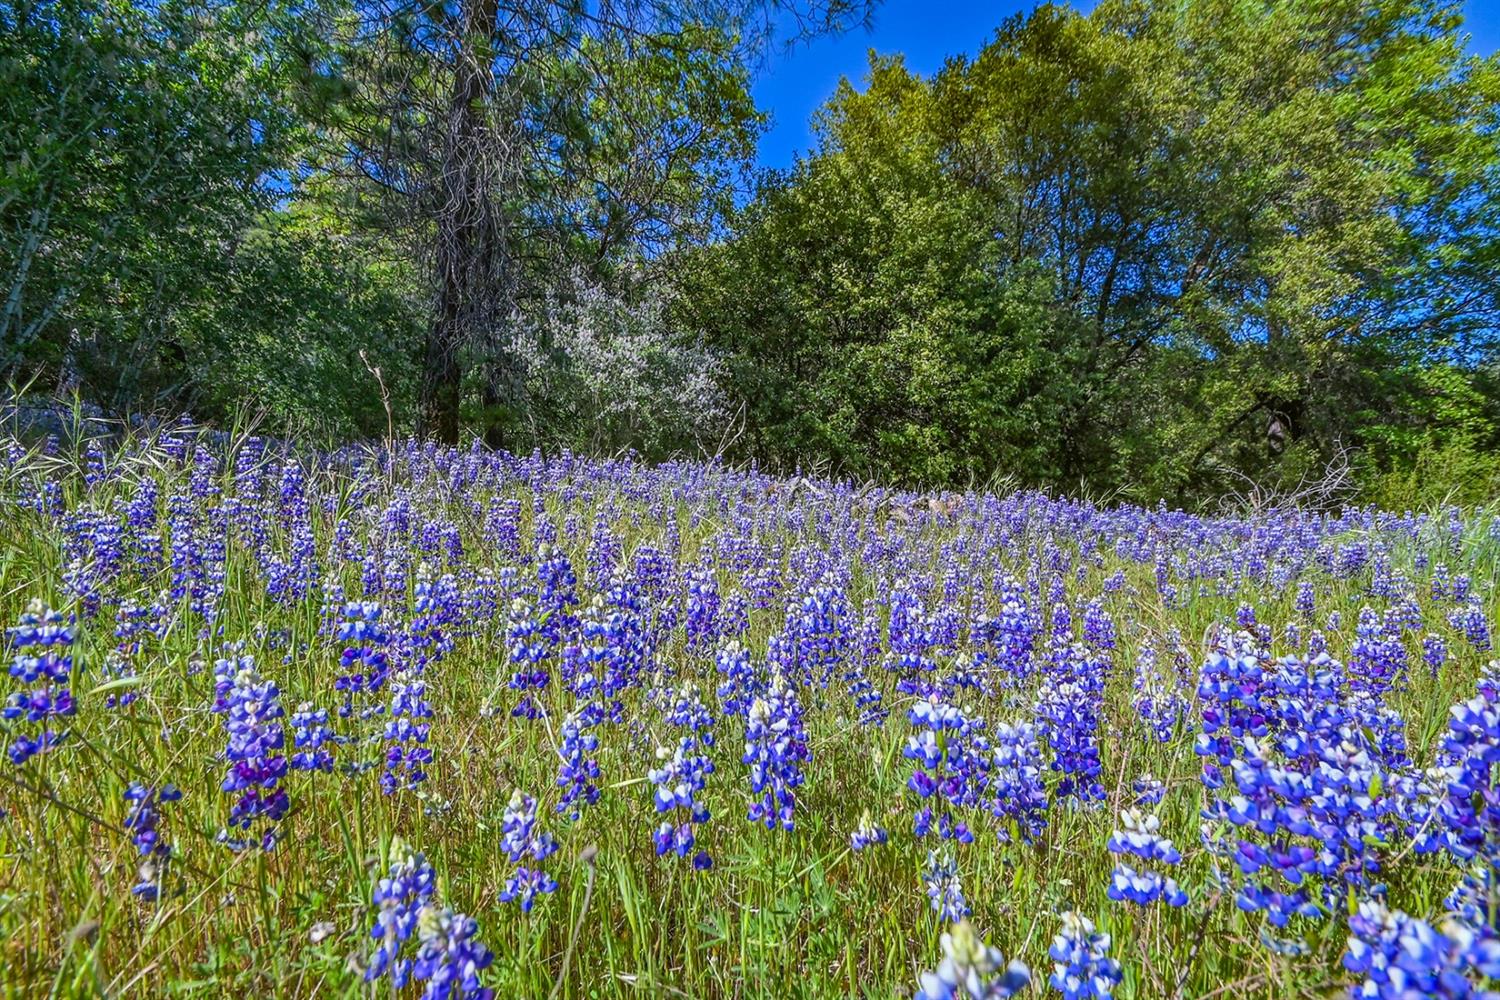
[[2, 413, 1500, 999]]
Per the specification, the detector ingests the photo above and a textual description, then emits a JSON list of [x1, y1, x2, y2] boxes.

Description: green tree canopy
[[681, 0, 1500, 500]]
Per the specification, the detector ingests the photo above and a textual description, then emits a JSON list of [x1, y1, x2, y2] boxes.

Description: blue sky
[[750, 0, 1500, 171]]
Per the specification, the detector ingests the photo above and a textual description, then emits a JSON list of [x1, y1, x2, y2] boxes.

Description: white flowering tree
[[508, 269, 727, 458]]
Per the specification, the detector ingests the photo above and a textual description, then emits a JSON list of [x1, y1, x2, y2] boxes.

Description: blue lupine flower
[[1344, 898, 1500, 998], [1194, 647, 1272, 773], [367, 843, 437, 989], [887, 582, 937, 679], [684, 562, 722, 651], [1424, 663, 1500, 861], [123, 782, 182, 900], [1451, 602, 1493, 653], [1432, 564, 1453, 602], [905, 695, 985, 842], [1131, 644, 1186, 743], [1348, 606, 1407, 699], [647, 683, 715, 868], [923, 849, 969, 921], [1106, 809, 1187, 907], [850, 809, 889, 851], [743, 675, 809, 832], [786, 575, 850, 688], [990, 721, 1048, 844], [555, 705, 602, 821], [382, 672, 433, 794], [1082, 599, 1116, 652], [216, 656, 288, 851], [499, 789, 559, 911], [4, 601, 76, 765], [335, 602, 391, 763], [505, 596, 552, 720], [1198, 651, 1407, 934], [1048, 912, 1121, 999], [649, 740, 714, 867], [412, 904, 495, 999], [975, 582, 1041, 680], [401, 569, 462, 672], [289, 702, 336, 772], [1132, 775, 1164, 807], [1425, 634, 1450, 676], [715, 640, 760, 717], [1036, 645, 1107, 804], [915, 920, 1031, 1000]]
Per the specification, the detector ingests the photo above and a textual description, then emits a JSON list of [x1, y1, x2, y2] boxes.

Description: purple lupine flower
[[1424, 663, 1500, 861], [499, 789, 559, 911], [289, 702, 336, 772], [505, 595, 552, 720], [905, 695, 983, 843], [1194, 646, 1273, 775], [743, 675, 809, 832], [1036, 644, 1106, 804], [1106, 809, 1187, 907], [484, 498, 523, 563], [887, 582, 937, 681], [715, 640, 759, 717], [586, 513, 621, 588], [216, 656, 289, 851], [1082, 599, 1116, 651], [684, 561, 722, 651], [923, 849, 969, 922], [109, 600, 166, 708], [787, 575, 850, 688], [649, 684, 715, 870], [555, 704, 602, 821], [400, 569, 461, 673], [976, 581, 1041, 680], [335, 601, 391, 726], [123, 782, 182, 900], [1348, 606, 1407, 699], [1451, 601, 1493, 653], [1132, 775, 1165, 807], [842, 655, 885, 727], [1199, 652, 1405, 931], [1048, 912, 1121, 1000], [850, 809, 889, 851], [1432, 563, 1453, 602], [411, 905, 495, 999], [915, 920, 1030, 1000], [367, 843, 437, 988], [990, 721, 1048, 844], [1344, 898, 1500, 998], [3, 601, 75, 765], [714, 638, 762, 716], [1447, 859, 1500, 935], [1132, 644, 1185, 743], [1425, 634, 1449, 677], [382, 672, 433, 795]]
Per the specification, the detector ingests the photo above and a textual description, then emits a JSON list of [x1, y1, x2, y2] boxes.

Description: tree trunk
[[422, 0, 502, 445], [421, 318, 462, 444], [481, 361, 506, 450]]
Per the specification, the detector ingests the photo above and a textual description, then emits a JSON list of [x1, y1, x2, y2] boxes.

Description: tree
[[683, 0, 1500, 498], [299, 0, 878, 444], [510, 266, 727, 456], [0, 0, 301, 407]]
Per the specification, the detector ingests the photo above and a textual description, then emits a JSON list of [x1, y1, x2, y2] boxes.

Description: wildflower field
[[5, 416, 1500, 999]]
